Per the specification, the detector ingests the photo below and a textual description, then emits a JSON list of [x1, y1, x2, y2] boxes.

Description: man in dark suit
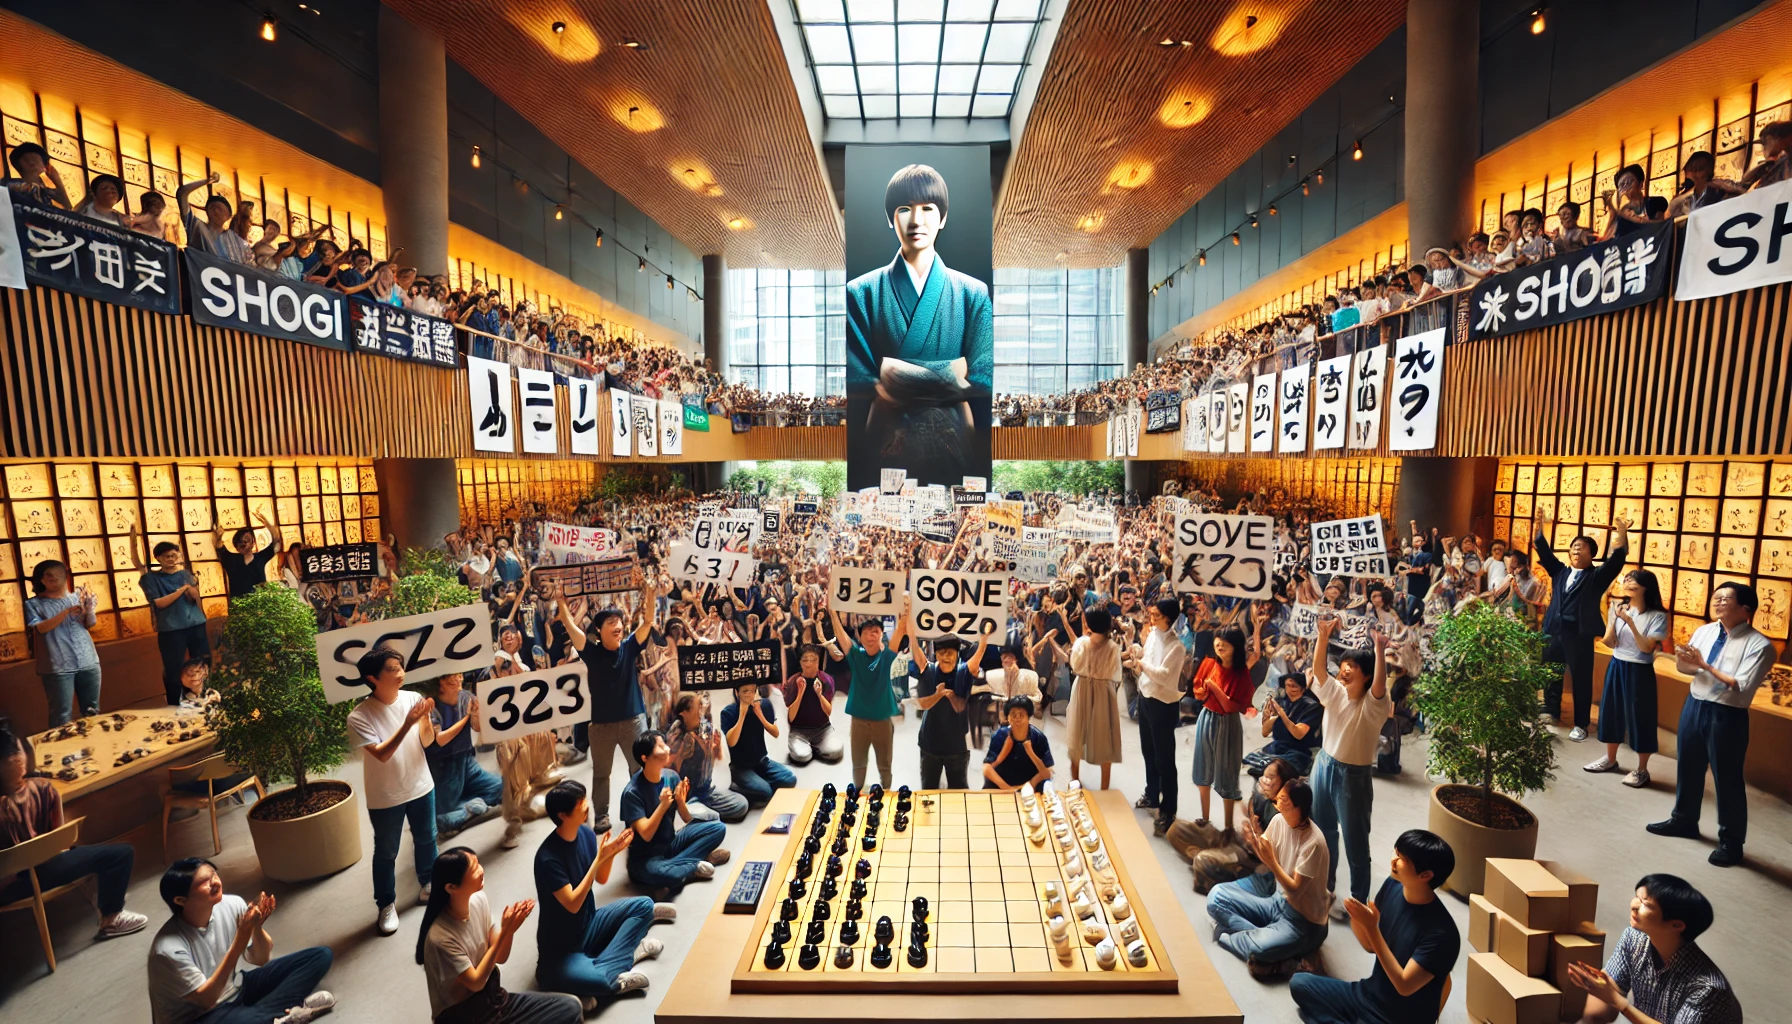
[[1532, 512, 1632, 740]]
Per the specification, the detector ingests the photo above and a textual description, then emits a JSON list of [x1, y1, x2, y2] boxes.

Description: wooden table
[[657, 788, 1242, 1024], [30, 707, 217, 840]]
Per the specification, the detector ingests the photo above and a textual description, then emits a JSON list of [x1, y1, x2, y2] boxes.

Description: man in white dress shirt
[[1646, 582, 1776, 867], [1129, 598, 1187, 837]]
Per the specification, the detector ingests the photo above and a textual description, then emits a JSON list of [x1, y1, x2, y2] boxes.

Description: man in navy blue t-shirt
[[981, 695, 1054, 790], [1289, 829, 1460, 1024], [557, 578, 656, 834], [911, 631, 988, 789], [618, 730, 728, 898], [720, 681, 796, 806]]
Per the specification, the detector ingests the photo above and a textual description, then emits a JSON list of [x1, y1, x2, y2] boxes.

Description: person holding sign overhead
[[556, 576, 658, 835], [1532, 511, 1631, 740], [831, 596, 911, 791], [1307, 617, 1392, 920]]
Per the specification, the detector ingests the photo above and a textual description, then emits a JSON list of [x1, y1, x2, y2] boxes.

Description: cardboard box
[[1551, 933, 1606, 1022], [1496, 912, 1553, 977], [1469, 893, 1499, 953], [1538, 859, 1600, 927], [1468, 952, 1562, 1024], [1484, 859, 1570, 932]]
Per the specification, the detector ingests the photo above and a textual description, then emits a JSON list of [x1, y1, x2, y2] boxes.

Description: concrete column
[[1125, 247, 1150, 371], [1394, 456, 1500, 540], [1404, 0, 1480, 254], [377, 6, 449, 276], [703, 254, 728, 377], [375, 458, 461, 554]]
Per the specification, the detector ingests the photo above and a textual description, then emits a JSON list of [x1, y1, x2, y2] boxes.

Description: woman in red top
[[1189, 611, 1264, 835]]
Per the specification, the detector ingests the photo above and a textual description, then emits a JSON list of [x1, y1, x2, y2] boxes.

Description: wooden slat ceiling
[[995, 0, 1406, 267], [387, 0, 842, 267]]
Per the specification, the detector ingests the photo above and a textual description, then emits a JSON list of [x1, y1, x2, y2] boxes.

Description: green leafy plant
[[400, 546, 459, 581], [206, 585, 351, 804], [385, 572, 481, 619], [1410, 603, 1559, 825], [991, 460, 1123, 497], [727, 460, 846, 498]]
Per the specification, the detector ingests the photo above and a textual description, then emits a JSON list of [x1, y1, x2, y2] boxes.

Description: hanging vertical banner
[[1250, 372, 1276, 453], [466, 355, 515, 453], [610, 390, 633, 457], [1226, 382, 1248, 453], [1349, 346, 1387, 450], [1208, 389, 1227, 454], [660, 398, 684, 455], [1312, 354, 1350, 451], [634, 394, 658, 457], [1125, 404, 1140, 457], [1180, 398, 1199, 453], [569, 377, 601, 455], [0, 191, 25, 290], [517, 367, 558, 454], [1675, 179, 1792, 300], [1279, 365, 1309, 454], [1388, 328, 1446, 451]]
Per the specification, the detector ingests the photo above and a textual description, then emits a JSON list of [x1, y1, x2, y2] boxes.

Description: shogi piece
[[1468, 952, 1561, 1024], [1483, 859, 1570, 932]]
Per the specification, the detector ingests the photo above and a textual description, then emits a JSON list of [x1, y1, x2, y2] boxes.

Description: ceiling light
[[470, 145, 481, 168], [594, 229, 603, 247], [1287, 154, 1297, 165], [1302, 179, 1310, 196], [1198, 250, 1206, 266], [1315, 170, 1324, 185], [728, 218, 746, 230], [1530, 7, 1546, 33], [1352, 139, 1363, 160], [1157, 37, 1177, 47], [1250, 214, 1259, 228], [1268, 204, 1277, 216], [554, 204, 564, 220], [1055, 251, 1068, 262], [1231, 232, 1241, 246], [622, 38, 647, 49], [261, 16, 277, 42], [666, 274, 674, 289], [638, 257, 646, 272], [552, 21, 565, 34], [297, 3, 318, 13]]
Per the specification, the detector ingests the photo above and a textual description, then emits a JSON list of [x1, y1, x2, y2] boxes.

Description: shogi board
[[731, 788, 1177, 994]]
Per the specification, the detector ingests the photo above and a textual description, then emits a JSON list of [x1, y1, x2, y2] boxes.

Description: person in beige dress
[[1066, 608, 1124, 789]]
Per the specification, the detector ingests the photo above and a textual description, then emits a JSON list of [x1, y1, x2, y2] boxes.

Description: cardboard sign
[[830, 566, 906, 615], [298, 543, 379, 581], [1172, 513, 1277, 599], [793, 498, 820, 516], [881, 468, 907, 494], [532, 555, 641, 597], [1016, 527, 1066, 584], [761, 508, 782, 536], [1388, 328, 1445, 451], [692, 516, 758, 552], [676, 640, 782, 691], [569, 378, 601, 455], [467, 355, 515, 453], [1060, 507, 1118, 544], [478, 663, 589, 742], [1311, 516, 1389, 577], [539, 522, 618, 564], [952, 488, 987, 506], [962, 476, 987, 492], [1283, 603, 1323, 640], [984, 503, 1023, 557], [518, 367, 558, 454], [611, 390, 633, 457], [670, 542, 757, 588], [908, 568, 1008, 640], [316, 603, 493, 704]]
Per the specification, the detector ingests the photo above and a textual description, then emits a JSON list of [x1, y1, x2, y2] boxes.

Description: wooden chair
[[0, 816, 91, 972], [163, 754, 266, 857]]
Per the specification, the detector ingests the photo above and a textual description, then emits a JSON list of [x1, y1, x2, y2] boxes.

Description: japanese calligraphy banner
[[1311, 515, 1389, 577], [1126, 404, 1141, 457], [466, 355, 516, 453], [669, 542, 757, 588], [569, 377, 601, 455], [298, 542, 380, 581], [633, 392, 658, 456], [347, 298, 459, 368], [1145, 389, 1182, 433], [1226, 381, 1248, 452], [1172, 512, 1277, 600], [1388, 328, 1446, 451], [1250, 372, 1277, 453], [7, 198, 179, 313], [1279, 365, 1309, 454], [676, 639, 782, 691], [610, 390, 633, 457], [187, 248, 348, 349], [531, 555, 641, 597], [1676, 178, 1792, 300], [517, 367, 559, 454], [1312, 355, 1350, 451], [539, 521, 618, 563], [1182, 398, 1203, 453], [908, 568, 1009, 640], [1208, 388, 1227, 453], [0, 192, 23, 289], [1469, 219, 1671, 338], [829, 566, 907, 614], [316, 603, 493, 704], [1348, 346, 1386, 450], [477, 662, 589, 742], [659, 398, 684, 455]]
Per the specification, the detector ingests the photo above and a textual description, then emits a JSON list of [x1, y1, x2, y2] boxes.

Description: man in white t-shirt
[[346, 647, 437, 936], [1207, 778, 1330, 978], [1308, 617, 1393, 919], [975, 644, 1041, 702], [147, 857, 335, 1024]]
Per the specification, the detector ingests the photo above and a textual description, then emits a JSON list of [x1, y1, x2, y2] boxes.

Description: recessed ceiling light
[[728, 218, 746, 230], [1157, 37, 1177, 47], [622, 38, 648, 49], [552, 21, 565, 34]]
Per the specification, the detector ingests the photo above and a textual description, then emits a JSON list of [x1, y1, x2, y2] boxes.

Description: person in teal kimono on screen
[[846, 164, 994, 488]]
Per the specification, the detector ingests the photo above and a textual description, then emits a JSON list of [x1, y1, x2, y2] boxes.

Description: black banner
[[10, 199, 180, 314], [1467, 220, 1672, 339], [532, 555, 642, 597], [676, 639, 782, 690], [349, 297, 460, 368], [952, 488, 987, 506], [186, 248, 349, 350], [1145, 389, 1182, 433], [298, 543, 380, 581], [792, 499, 819, 516]]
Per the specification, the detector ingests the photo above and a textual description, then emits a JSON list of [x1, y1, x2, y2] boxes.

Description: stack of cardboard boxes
[[1466, 859, 1606, 1024]]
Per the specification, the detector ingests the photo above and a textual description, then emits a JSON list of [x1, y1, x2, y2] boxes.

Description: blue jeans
[[731, 755, 797, 806], [0, 842, 133, 916], [1311, 751, 1374, 901], [1207, 872, 1328, 963], [40, 667, 101, 726], [368, 791, 437, 907], [626, 819, 726, 894], [688, 778, 750, 823], [1670, 699, 1750, 847], [192, 947, 333, 1024], [537, 895, 656, 997], [1289, 973, 1380, 1024], [429, 750, 504, 831]]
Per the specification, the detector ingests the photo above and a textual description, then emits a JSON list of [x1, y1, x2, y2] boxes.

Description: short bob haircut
[[884, 164, 949, 225]]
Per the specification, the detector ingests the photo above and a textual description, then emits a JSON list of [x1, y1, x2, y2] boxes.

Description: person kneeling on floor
[[428, 673, 504, 840], [621, 730, 730, 899], [666, 693, 748, 823], [148, 858, 334, 1024], [980, 695, 1054, 790], [1206, 778, 1330, 980], [534, 781, 676, 1009], [419, 846, 582, 1024]]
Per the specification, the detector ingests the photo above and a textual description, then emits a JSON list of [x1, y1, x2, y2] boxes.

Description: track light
[[666, 274, 674, 289], [1315, 170, 1324, 186], [552, 21, 566, 34], [261, 16, 277, 42], [1352, 139, 1363, 160], [1530, 6, 1546, 33], [1287, 154, 1298, 165], [638, 257, 646, 272], [555, 204, 564, 220], [1268, 204, 1277, 216], [1302, 179, 1310, 196], [594, 229, 603, 247], [1198, 250, 1206, 266], [1231, 231, 1240, 246], [470, 145, 481, 168], [622, 38, 647, 49], [1250, 214, 1259, 228]]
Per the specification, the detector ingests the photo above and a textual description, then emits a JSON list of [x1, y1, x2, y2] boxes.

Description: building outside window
[[728, 269, 846, 397]]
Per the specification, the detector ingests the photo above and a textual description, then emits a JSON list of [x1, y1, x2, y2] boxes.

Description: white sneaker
[[376, 904, 399, 936], [1622, 769, 1651, 788], [1328, 897, 1349, 924], [1583, 756, 1621, 773], [417, 884, 432, 905], [98, 909, 149, 938], [614, 971, 650, 994], [635, 937, 664, 963], [274, 991, 335, 1024], [652, 902, 678, 923], [693, 860, 716, 879], [1568, 727, 1587, 741]]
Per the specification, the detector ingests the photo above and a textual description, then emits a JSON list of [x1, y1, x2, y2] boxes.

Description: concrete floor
[[3, 704, 1786, 1023]]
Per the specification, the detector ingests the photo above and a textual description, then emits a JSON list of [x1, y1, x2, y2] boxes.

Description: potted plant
[[207, 585, 359, 882], [1410, 603, 1559, 896]]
